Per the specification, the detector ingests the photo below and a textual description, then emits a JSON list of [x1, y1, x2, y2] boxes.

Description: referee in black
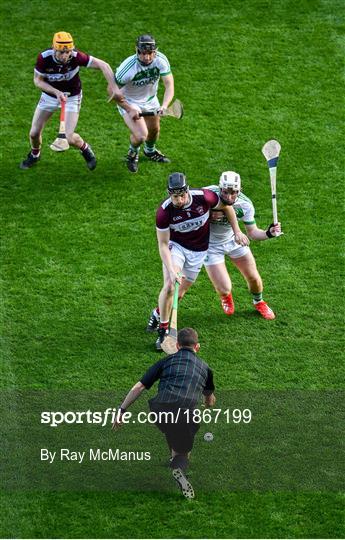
[[113, 327, 216, 499]]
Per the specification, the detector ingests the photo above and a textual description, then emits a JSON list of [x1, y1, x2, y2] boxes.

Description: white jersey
[[115, 52, 171, 105], [205, 186, 256, 245]]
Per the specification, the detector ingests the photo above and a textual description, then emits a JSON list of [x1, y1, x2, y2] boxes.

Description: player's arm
[[160, 73, 174, 111], [106, 74, 141, 119], [219, 204, 250, 246], [157, 229, 180, 286], [112, 382, 146, 430], [106, 83, 139, 118], [89, 57, 117, 88], [112, 359, 165, 430], [245, 222, 282, 240], [33, 73, 66, 103], [204, 393, 216, 407], [89, 57, 123, 104], [119, 382, 146, 411]]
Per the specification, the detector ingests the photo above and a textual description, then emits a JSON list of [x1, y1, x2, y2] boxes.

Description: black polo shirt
[[140, 347, 215, 409]]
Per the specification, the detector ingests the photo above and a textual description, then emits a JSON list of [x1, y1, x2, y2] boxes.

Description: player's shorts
[[169, 241, 207, 282], [204, 239, 250, 266], [117, 96, 160, 117], [37, 92, 82, 113], [149, 402, 200, 454]]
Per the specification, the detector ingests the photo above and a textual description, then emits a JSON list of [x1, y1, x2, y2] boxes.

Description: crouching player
[[20, 31, 118, 171], [204, 171, 282, 320]]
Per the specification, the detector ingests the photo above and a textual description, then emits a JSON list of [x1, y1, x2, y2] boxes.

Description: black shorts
[[149, 403, 200, 454]]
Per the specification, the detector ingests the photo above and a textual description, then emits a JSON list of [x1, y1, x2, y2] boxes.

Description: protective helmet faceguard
[[53, 31, 74, 51], [136, 34, 157, 64], [219, 171, 241, 204], [136, 34, 157, 53], [167, 172, 189, 195]]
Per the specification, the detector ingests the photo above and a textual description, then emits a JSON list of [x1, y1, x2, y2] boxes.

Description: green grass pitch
[[1, 0, 344, 538]]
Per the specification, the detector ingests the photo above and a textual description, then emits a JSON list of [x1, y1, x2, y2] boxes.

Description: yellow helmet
[[53, 31, 74, 51]]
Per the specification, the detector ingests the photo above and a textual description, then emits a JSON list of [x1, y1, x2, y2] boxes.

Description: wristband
[[266, 223, 274, 238]]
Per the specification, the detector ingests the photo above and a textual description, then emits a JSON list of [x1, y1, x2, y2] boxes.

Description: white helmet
[[219, 171, 241, 192]]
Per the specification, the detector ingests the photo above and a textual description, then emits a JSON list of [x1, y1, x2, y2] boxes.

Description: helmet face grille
[[219, 171, 241, 192], [53, 32, 74, 51], [136, 34, 156, 52], [168, 172, 188, 194]]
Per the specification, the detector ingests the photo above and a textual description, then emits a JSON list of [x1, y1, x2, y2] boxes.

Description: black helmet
[[167, 172, 189, 194], [136, 34, 157, 53]]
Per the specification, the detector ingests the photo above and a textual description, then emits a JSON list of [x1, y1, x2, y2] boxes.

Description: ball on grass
[[203, 432, 214, 442]]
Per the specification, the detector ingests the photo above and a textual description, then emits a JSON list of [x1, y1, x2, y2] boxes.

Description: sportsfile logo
[[41, 408, 194, 427], [41, 408, 252, 427]]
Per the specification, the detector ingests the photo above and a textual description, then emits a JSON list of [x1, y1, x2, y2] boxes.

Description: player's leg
[[146, 276, 194, 332], [204, 262, 232, 296], [149, 269, 198, 334], [65, 95, 96, 170], [64, 111, 83, 147], [156, 261, 183, 349], [152, 404, 194, 499], [231, 250, 275, 319], [154, 242, 187, 349], [205, 262, 235, 315], [177, 276, 194, 300], [30, 108, 53, 149], [20, 106, 53, 169], [170, 415, 197, 499], [204, 244, 234, 315], [122, 109, 148, 172], [177, 247, 207, 301], [143, 115, 170, 163], [158, 262, 182, 321]]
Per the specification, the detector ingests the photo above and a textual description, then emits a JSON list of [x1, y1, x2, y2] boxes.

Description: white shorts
[[37, 92, 82, 113], [117, 96, 160, 117], [204, 239, 250, 266], [170, 241, 207, 282]]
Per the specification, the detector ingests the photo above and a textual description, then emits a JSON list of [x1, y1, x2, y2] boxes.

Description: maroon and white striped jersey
[[156, 189, 219, 252], [34, 49, 92, 97]]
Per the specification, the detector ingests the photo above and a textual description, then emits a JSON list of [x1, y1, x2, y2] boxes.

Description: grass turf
[[0, 0, 344, 537]]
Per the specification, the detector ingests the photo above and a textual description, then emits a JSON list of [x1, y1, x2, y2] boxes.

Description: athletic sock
[[31, 148, 40, 157], [155, 307, 160, 316], [221, 293, 233, 301], [129, 143, 140, 154], [80, 142, 88, 153], [159, 321, 169, 330], [144, 140, 156, 154], [252, 292, 263, 304]]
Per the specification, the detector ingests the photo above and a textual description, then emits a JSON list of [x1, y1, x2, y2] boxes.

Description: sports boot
[[20, 152, 40, 170], [254, 300, 275, 320], [144, 149, 170, 163], [221, 293, 235, 316], [172, 468, 195, 499], [155, 327, 168, 351], [126, 150, 139, 173], [146, 309, 160, 332], [81, 145, 97, 170]]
